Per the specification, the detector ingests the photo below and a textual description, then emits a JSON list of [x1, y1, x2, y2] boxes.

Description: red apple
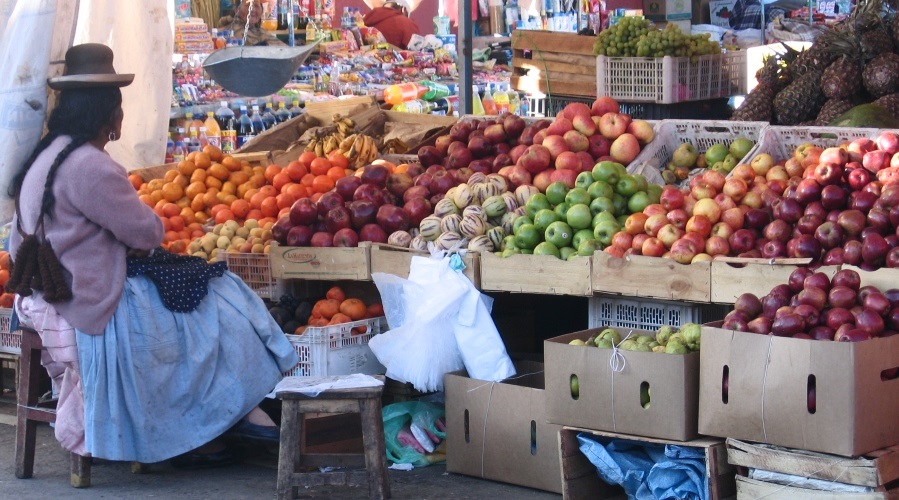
[[358, 223, 387, 243], [310, 231, 334, 247], [332, 228, 359, 247]]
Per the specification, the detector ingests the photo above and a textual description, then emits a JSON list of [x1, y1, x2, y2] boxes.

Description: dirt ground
[[0, 400, 561, 499]]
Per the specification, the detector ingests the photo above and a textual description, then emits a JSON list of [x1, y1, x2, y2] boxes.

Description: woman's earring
[[108, 131, 117, 142]]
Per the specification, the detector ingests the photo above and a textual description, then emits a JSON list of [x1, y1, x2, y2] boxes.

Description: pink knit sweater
[[9, 137, 164, 335]]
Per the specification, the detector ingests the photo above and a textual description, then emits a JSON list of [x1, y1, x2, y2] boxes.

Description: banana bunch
[[380, 138, 410, 155], [337, 133, 379, 169], [304, 114, 358, 157]]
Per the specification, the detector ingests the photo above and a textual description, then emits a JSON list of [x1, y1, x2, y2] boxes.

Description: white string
[[760, 334, 774, 442], [609, 330, 633, 432]]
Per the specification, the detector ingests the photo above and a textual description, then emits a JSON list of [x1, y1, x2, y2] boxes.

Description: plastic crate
[[0, 308, 18, 356], [588, 294, 728, 331], [596, 51, 747, 104], [744, 125, 882, 162], [283, 316, 387, 377], [627, 119, 768, 184], [222, 252, 286, 300]]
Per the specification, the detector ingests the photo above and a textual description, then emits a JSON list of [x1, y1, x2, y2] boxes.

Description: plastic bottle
[[204, 111, 221, 148], [165, 132, 175, 163], [197, 127, 210, 148], [383, 82, 427, 105], [420, 80, 451, 101], [262, 103, 278, 129], [493, 85, 509, 114], [391, 99, 437, 114], [173, 134, 186, 163], [472, 85, 485, 116], [188, 110, 205, 132], [215, 101, 235, 130], [289, 99, 303, 118], [250, 105, 266, 133], [276, 101, 291, 122], [237, 105, 255, 147], [354, 8, 364, 27], [509, 89, 521, 115], [481, 84, 498, 115], [518, 93, 530, 117], [187, 128, 202, 153]]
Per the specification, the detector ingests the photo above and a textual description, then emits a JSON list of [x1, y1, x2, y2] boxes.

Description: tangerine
[[311, 175, 335, 194], [161, 183, 184, 202], [164, 169, 180, 182], [260, 197, 279, 217], [327, 150, 349, 170], [190, 168, 207, 183], [228, 170, 249, 186], [258, 185, 277, 198], [285, 161, 307, 181], [202, 144, 223, 162], [205, 176, 223, 190], [329, 313, 352, 325], [264, 164, 282, 182], [298, 151, 318, 167], [194, 152, 211, 169], [222, 156, 242, 172], [318, 299, 341, 320], [326, 166, 346, 182], [162, 202, 181, 218], [326, 286, 346, 302], [214, 208, 235, 224], [245, 209, 264, 221], [275, 193, 296, 210], [231, 199, 250, 218], [300, 173, 315, 187], [208, 162, 230, 181], [185, 181, 206, 199], [177, 159, 197, 176], [308, 318, 329, 327], [272, 172, 291, 192], [367, 303, 385, 317], [128, 174, 144, 190], [339, 298, 366, 321], [309, 157, 332, 176], [284, 184, 307, 200], [168, 215, 186, 232]]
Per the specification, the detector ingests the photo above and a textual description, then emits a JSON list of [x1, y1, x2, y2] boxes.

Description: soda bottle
[[250, 105, 266, 133], [493, 84, 510, 114], [188, 110, 205, 132], [481, 84, 498, 115], [165, 132, 175, 163], [472, 85, 485, 116], [509, 89, 521, 115], [289, 99, 303, 118], [172, 135, 186, 163], [183, 111, 195, 132], [188, 128, 202, 153], [214, 100, 235, 131], [197, 127, 210, 148], [420, 81, 451, 101], [276, 101, 291, 123], [383, 82, 427, 105], [391, 100, 435, 114], [262, 103, 278, 129], [204, 111, 222, 148], [237, 105, 255, 147]]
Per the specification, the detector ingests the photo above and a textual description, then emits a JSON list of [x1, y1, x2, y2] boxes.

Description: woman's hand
[[127, 248, 154, 258]]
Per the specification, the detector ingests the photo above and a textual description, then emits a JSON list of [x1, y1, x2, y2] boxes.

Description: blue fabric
[[126, 248, 227, 313], [76, 271, 298, 463], [577, 433, 707, 500]]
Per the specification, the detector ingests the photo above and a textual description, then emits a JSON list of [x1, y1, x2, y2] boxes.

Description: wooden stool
[[14, 327, 148, 487], [276, 375, 390, 500]]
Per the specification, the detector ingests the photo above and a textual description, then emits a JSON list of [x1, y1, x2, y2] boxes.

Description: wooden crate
[[710, 258, 839, 304], [560, 427, 736, 500], [736, 476, 899, 499], [479, 252, 592, 296], [727, 438, 899, 489], [368, 244, 480, 288], [842, 266, 899, 294], [592, 252, 711, 303], [269, 242, 371, 281], [511, 30, 597, 98]]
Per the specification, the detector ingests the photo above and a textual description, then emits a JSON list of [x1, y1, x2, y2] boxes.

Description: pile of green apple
[[498, 161, 660, 259], [662, 137, 756, 185], [567, 323, 701, 354]]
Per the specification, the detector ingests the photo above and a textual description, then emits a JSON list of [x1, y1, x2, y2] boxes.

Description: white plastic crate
[[0, 308, 18, 356], [588, 294, 729, 331], [596, 51, 746, 104], [743, 125, 882, 162], [222, 252, 286, 300], [627, 120, 768, 183], [283, 316, 387, 377]]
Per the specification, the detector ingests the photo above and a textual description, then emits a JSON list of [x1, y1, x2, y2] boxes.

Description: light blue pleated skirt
[[76, 271, 298, 463]]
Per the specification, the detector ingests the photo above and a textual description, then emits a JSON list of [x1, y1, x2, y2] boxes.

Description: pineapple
[[821, 56, 862, 99], [863, 52, 899, 97], [787, 45, 836, 78], [860, 28, 894, 59], [774, 71, 825, 125], [732, 84, 775, 122], [816, 98, 854, 125], [874, 93, 899, 115]]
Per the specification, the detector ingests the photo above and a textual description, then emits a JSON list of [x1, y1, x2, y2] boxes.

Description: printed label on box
[[709, 0, 737, 28]]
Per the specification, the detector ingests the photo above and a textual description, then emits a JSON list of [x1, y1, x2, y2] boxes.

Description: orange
[[248, 173, 266, 188], [222, 156, 242, 172], [162, 202, 181, 218], [245, 209, 264, 221], [202, 144, 223, 162], [190, 193, 206, 212], [264, 164, 282, 182], [284, 184, 307, 200], [318, 299, 341, 320], [249, 191, 267, 210], [202, 189, 220, 207], [186, 151, 198, 162], [160, 216, 172, 232], [258, 185, 277, 198], [272, 172, 291, 192], [139, 194, 155, 207], [179, 207, 196, 224], [372, 159, 396, 172], [308, 318, 329, 327], [339, 298, 366, 321], [214, 208, 235, 224], [326, 286, 345, 302], [298, 151, 318, 167], [311, 175, 334, 194], [300, 173, 315, 188], [260, 196, 279, 217], [309, 157, 332, 176], [173, 173, 190, 188], [231, 199, 250, 218], [190, 168, 207, 183], [278, 207, 291, 219], [327, 150, 349, 170], [164, 169, 179, 182], [275, 193, 296, 210], [237, 183, 254, 200], [208, 162, 230, 181], [165, 230, 180, 242], [310, 192, 323, 203], [228, 170, 249, 186], [293, 326, 307, 335], [394, 164, 408, 174], [177, 159, 197, 176], [147, 178, 165, 191], [326, 166, 346, 182], [168, 215, 186, 232], [194, 152, 211, 170], [221, 180, 237, 195], [161, 182, 184, 202], [185, 181, 207, 200], [169, 240, 188, 254], [219, 193, 238, 205], [0, 269, 9, 287], [128, 174, 144, 190], [205, 176, 223, 190], [329, 313, 353, 325], [367, 303, 384, 317], [285, 161, 308, 181], [0, 251, 10, 270], [0, 293, 13, 308]]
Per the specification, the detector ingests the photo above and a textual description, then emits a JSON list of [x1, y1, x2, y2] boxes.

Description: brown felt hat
[[47, 43, 134, 90]]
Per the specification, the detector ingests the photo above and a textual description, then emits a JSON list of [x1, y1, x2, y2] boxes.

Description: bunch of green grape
[[594, 16, 653, 57], [595, 18, 722, 61]]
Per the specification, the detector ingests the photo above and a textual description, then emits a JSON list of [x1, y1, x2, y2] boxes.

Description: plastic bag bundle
[[383, 401, 447, 467]]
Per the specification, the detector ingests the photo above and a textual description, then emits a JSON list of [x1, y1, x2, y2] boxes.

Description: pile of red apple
[[417, 97, 655, 194], [723, 267, 899, 349]]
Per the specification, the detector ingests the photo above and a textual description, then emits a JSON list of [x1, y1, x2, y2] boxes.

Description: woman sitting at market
[[363, 0, 421, 50], [219, 0, 285, 46], [8, 43, 298, 469]]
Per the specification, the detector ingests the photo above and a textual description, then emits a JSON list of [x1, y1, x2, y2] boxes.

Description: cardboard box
[[269, 243, 371, 281], [544, 327, 700, 441], [699, 323, 899, 457], [709, 0, 737, 27], [643, 0, 693, 21], [445, 361, 563, 494]]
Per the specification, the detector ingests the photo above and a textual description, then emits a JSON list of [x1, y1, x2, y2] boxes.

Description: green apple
[[545, 221, 574, 248], [587, 180, 614, 200], [559, 246, 577, 260], [565, 187, 591, 206], [592, 210, 616, 228], [501, 246, 521, 258], [612, 193, 628, 215], [647, 184, 662, 204], [575, 171, 594, 190], [593, 219, 620, 246], [572, 228, 595, 249], [671, 142, 698, 168], [591, 161, 621, 184], [525, 193, 551, 219], [633, 174, 649, 192], [566, 204, 593, 230], [627, 191, 651, 214], [533, 209, 561, 233], [704, 143, 729, 165], [721, 153, 738, 172], [554, 202, 571, 218], [534, 241, 561, 258], [520, 249, 533, 254], [615, 175, 639, 197], [502, 235, 517, 251], [545, 181, 570, 206], [567, 252, 581, 261], [730, 137, 754, 160], [617, 214, 629, 227], [512, 215, 534, 235], [589, 196, 615, 216], [570, 375, 579, 399], [711, 161, 727, 172], [577, 238, 601, 256], [514, 223, 541, 250]]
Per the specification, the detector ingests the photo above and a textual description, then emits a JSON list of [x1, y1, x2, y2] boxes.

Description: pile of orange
[[0, 250, 12, 308], [295, 286, 385, 334]]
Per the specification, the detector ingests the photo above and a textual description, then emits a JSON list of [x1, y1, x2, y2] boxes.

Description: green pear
[[598, 328, 621, 345], [681, 323, 701, 346], [665, 341, 689, 354], [632, 343, 652, 352], [635, 335, 654, 345], [595, 338, 614, 349], [569, 339, 586, 346], [618, 339, 639, 351], [656, 325, 678, 345], [652, 345, 666, 353]]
